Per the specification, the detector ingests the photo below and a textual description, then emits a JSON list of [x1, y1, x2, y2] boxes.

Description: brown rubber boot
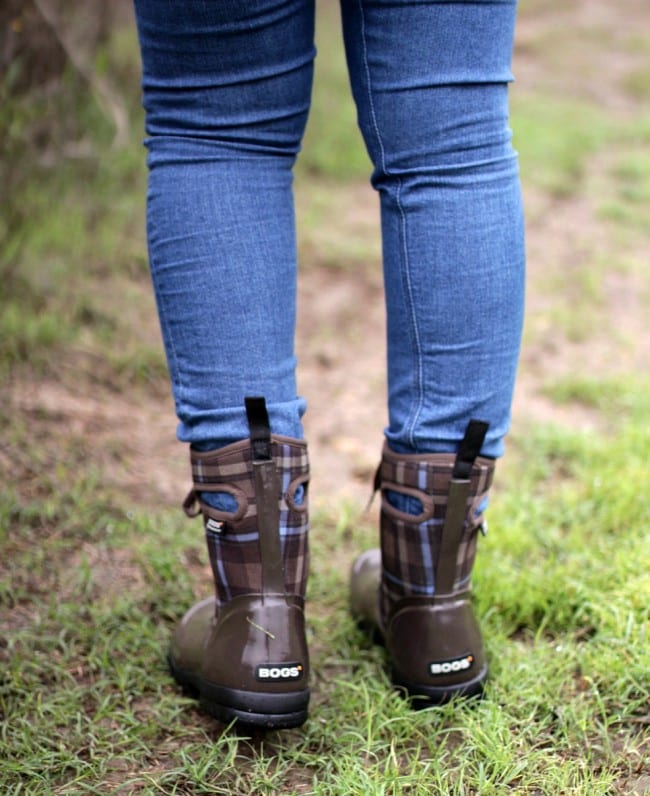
[[168, 397, 310, 729], [350, 420, 495, 704]]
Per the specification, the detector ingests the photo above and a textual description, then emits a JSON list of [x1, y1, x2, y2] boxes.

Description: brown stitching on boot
[[436, 479, 472, 594], [456, 524, 481, 588], [206, 528, 263, 602], [453, 460, 493, 590], [284, 533, 309, 595], [253, 458, 284, 594]]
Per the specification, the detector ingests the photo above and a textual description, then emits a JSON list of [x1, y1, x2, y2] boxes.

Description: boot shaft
[[377, 441, 494, 622], [183, 431, 309, 603], [350, 421, 496, 702]]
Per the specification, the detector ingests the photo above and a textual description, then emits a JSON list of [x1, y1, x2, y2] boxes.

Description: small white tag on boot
[[206, 518, 224, 534]]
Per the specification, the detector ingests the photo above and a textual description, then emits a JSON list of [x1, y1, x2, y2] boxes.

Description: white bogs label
[[429, 654, 475, 676]]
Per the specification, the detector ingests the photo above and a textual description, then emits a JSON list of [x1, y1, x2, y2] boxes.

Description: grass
[[3, 427, 648, 794], [2, 3, 649, 794], [511, 93, 613, 199], [298, 3, 370, 181]]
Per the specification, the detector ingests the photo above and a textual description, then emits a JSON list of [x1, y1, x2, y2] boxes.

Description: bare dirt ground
[[8, 0, 649, 515]]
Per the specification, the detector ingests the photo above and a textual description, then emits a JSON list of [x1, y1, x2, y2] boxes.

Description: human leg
[[134, 0, 315, 726], [134, 0, 315, 448], [340, 0, 524, 456], [341, 0, 525, 700]]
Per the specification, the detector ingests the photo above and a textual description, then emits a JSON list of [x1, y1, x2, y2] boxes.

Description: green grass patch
[[2, 388, 649, 793], [511, 94, 613, 199], [600, 140, 650, 232], [1, 20, 148, 378], [298, 2, 371, 181], [621, 66, 650, 102], [541, 375, 649, 418]]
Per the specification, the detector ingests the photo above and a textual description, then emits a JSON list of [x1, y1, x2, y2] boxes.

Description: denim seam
[[356, 0, 424, 452], [396, 179, 424, 451], [356, 0, 386, 174]]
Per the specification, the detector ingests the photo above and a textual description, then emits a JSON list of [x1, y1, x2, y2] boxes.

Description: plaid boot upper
[[377, 443, 494, 625], [183, 435, 309, 604]]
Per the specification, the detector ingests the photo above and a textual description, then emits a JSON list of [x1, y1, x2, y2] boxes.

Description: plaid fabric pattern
[[187, 436, 309, 604], [378, 444, 494, 624]]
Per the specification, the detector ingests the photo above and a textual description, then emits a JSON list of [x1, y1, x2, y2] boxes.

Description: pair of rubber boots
[[168, 398, 495, 729]]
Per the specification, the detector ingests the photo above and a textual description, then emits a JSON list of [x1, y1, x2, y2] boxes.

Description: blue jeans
[[134, 0, 525, 459]]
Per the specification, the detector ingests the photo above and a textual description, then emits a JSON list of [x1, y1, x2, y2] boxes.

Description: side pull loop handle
[[245, 396, 272, 462]]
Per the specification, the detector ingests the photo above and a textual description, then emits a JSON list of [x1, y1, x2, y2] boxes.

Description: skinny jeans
[[134, 0, 525, 458]]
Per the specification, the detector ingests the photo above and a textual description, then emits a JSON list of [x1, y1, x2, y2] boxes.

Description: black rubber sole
[[392, 664, 488, 706], [168, 653, 310, 730]]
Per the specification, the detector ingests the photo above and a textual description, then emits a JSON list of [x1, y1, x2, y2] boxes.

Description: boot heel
[[392, 665, 487, 706], [168, 646, 309, 729], [386, 596, 487, 703], [169, 596, 310, 728]]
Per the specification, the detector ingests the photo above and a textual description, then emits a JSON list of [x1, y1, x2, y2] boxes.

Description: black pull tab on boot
[[452, 419, 489, 480], [435, 419, 489, 595], [245, 396, 272, 462]]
